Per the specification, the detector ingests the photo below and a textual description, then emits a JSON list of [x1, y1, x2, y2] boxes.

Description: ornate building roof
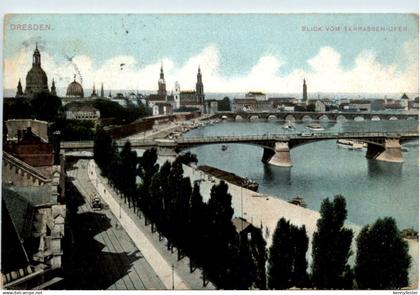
[[66, 75, 84, 98], [23, 44, 50, 98]]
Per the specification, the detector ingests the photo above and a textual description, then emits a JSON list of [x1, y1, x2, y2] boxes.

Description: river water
[[183, 119, 419, 231]]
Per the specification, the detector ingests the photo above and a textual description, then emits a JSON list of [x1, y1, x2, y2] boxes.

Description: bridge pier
[[262, 142, 292, 167], [157, 146, 177, 157], [366, 138, 403, 163]]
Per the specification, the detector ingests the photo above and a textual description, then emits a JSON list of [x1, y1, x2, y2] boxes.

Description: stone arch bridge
[[212, 111, 418, 122]]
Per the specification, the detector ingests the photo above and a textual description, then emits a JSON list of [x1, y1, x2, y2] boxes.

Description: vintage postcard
[[1, 13, 418, 291]]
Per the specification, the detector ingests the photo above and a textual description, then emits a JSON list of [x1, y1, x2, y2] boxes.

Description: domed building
[[66, 75, 84, 98], [23, 44, 50, 98]]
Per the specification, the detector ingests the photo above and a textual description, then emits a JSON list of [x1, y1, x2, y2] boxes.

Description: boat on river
[[197, 165, 259, 192], [282, 121, 295, 130], [336, 139, 367, 150], [288, 196, 307, 208], [306, 123, 324, 131]]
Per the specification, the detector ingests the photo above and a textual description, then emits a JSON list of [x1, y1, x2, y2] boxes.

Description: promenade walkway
[[86, 160, 214, 290], [67, 161, 165, 290]]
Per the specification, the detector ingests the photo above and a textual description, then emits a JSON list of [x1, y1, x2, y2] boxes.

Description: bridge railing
[[176, 131, 418, 143], [60, 131, 418, 149]]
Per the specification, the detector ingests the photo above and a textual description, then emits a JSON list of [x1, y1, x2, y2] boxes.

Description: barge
[[197, 165, 259, 191]]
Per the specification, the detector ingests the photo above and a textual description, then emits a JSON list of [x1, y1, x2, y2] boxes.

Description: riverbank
[[124, 115, 220, 141]]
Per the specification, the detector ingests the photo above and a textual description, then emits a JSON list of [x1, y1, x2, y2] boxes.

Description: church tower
[[100, 83, 104, 98], [196, 66, 204, 104], [174, 81, 181, 109], [91, 83, 97, 97], [51, 78, 57, 96], [24, 44, 50, 98], [303, 78, 308, 105], [16, 78, 24, 97], [158, 63, 167, 97]]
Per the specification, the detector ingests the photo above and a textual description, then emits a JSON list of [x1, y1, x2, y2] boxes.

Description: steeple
[[33, 43, 41, 66], [158, 62, 167, 97], [100, 83, 104, 98], [16, 78, 24, 97], [108, 90, 112, 98], [196, 66, 204, 104], [91, 83, 97, 97], [303, 78, 308, 104], [160, 62, 164, 79], [51, 78, 57, 96]]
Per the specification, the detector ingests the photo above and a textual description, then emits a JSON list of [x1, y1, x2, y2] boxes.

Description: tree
[[92, 98, 146, 124], [311, 195, 354, 289], [93, 126, 114, 176], [205, 181, 237, 287], [137, 148, 159, 219], [31, 93, 62, 121], [178, 152, 198, 166], [355, 217, 411, 289], [119, 142, 138, 207], [268, 218, 294, 289], [51, 118, 95, 141], [218, 96, 231, 111], [188, 182, 206, 267], [292, 225, 310, 288], [3, 97, 33, 120]]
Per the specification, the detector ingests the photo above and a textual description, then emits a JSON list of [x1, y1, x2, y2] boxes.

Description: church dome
[[26, 67, 48, 87], [66, 77, 84, 98]]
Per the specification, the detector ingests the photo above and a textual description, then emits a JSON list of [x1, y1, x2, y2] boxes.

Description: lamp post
[[171, 264, 175, 290], [119, 199, 122, 219]]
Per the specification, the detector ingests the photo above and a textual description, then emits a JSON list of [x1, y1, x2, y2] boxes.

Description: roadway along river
[[183, 119, 419, 231]]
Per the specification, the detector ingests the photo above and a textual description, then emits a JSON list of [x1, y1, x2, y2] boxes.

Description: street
[[65, 160, 165, 290]]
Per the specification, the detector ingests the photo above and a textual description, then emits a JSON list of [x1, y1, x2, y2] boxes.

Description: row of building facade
[[13, 45, 419, 122], [14, 45, 207, 118]]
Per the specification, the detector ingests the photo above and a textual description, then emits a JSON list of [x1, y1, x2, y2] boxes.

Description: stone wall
[[6, 119, 49, 142]]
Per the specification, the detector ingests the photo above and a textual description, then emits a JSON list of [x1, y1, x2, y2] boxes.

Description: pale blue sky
[[4, 14, 418, 76], [3, 14, 419, 93]]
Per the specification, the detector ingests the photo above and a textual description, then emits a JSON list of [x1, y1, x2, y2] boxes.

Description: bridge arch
[[302, 115, 313, 122], [285, 115, 296, 122], [318, 114, 330, 122], [371, 115, 381, 121], [389, 116, 398, 121], [235, 115, 245, 121], [249, 115, 260, 121], [354, 116, 365, 121], [336, 115, 347, 122], [267, 115, 277, 121]]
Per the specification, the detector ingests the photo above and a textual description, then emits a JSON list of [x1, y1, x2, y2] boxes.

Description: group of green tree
[[218, 97, 231, 111], [4, 93, 148, 141], [4, 93, 62, 122], [93, 127, 266, 289], [267, 195, 411, 290]]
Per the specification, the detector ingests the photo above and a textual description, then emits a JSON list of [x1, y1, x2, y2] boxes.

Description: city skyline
[[4, 14, 419, 94]]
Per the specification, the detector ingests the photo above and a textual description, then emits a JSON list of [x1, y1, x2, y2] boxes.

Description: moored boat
[[306, 122, 324, 131], [282, 121, 295, 130], [288, 196, 307, 208]]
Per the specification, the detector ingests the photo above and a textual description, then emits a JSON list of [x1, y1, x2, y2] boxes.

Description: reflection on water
[[184, 120, 419, 230], [367, 160, 403, 179], [263, 164, 291, 185]]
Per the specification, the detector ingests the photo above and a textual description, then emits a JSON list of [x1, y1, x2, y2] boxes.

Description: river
[[183, 119, 419, 231]]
